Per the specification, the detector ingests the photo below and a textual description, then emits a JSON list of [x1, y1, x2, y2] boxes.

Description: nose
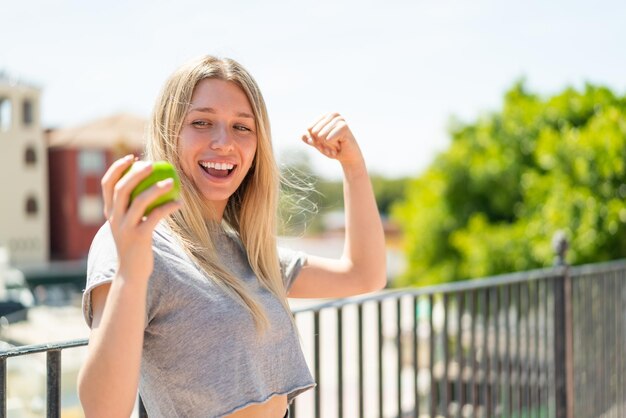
[[210, 125, 234, 151]]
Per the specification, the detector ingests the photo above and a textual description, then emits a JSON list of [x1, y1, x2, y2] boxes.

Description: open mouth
[[199, 161, 236, 178]]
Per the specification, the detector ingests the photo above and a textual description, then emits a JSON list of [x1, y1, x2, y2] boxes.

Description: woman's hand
[[101, 155, 181, 282], [302, 113, 364, 169]]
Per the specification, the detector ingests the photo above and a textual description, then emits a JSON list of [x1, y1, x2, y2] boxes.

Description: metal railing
[[0, 339, 88, 417], [287, 259, 626, 418], [1, 257, 625, 417], [0, 338, 149, 418]]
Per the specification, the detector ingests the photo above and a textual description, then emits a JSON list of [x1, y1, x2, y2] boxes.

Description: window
[[78, 150, 106, 175], [23, 99, 34, 126], [0, 97, 11, 132], [25, 146, 37, 165], [25, 195, 38, 216], [78, 195, 104, 225]]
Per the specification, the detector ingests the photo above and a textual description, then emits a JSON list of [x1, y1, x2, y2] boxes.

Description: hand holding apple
[[123, 161, 181, 216]]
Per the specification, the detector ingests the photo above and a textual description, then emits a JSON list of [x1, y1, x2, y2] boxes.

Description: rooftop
[[46, 112, 147, 150]]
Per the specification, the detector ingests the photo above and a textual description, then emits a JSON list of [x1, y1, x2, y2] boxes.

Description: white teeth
[[200, 162, 234, 170]]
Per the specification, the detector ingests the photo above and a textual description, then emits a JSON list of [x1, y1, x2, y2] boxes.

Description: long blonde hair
[[145, 55, 288, 333]]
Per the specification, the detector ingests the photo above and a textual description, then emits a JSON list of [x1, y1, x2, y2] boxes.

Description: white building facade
[[0, 76, 49, 265]]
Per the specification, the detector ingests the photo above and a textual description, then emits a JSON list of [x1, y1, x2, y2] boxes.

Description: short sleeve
[[82, 223, 119, 328], [278, 247, 307, 291]]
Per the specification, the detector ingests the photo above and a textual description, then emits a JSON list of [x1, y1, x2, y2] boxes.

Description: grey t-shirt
[[82, 222, 315, 418]]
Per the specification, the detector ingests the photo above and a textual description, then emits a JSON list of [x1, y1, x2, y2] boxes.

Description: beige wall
[[0, 79, 49, 265]]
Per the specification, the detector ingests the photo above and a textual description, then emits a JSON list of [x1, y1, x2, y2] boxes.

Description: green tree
[[371, 175, 411, 216], [392, 82, 626, 287], [313, 175, 411, 218]]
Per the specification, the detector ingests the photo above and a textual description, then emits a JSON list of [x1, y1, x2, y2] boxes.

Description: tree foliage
[[392, 82, 626, 287]]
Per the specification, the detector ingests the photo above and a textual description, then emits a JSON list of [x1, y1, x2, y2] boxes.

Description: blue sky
[[2, 0, 625, 178]]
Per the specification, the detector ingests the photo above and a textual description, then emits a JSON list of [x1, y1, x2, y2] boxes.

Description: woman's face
[[178, 78, 258, 218]]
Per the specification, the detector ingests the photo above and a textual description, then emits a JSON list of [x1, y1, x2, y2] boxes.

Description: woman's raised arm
[[288, 113, 387, 299]]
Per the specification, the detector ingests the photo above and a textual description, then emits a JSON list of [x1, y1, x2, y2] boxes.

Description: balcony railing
[[1, 256, 625, 417]]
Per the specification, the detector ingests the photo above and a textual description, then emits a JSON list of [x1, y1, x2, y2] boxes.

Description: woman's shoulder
[[88, 222, 116, 259]]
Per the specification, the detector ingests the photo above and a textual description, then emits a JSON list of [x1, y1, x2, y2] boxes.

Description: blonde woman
[[77, 55, 386, 418]]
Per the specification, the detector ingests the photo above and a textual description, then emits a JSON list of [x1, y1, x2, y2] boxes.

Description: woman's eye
[[192, 120, 210, 127], [234, 125, 251, 132]]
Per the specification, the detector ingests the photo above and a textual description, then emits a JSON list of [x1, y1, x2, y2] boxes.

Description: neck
[[202, 200, 227, 223]]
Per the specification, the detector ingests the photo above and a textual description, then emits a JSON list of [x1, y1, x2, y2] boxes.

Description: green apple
[[124, 161, 181, 215]]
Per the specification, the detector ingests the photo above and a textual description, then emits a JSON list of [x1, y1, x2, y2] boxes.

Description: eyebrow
[[188, 106, 255, 120]]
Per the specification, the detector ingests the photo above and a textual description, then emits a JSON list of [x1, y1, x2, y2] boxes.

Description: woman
[[77, 55, 386, 418]]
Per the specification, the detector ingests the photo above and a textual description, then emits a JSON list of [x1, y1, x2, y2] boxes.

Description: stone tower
[[0, 74, 49, 265]]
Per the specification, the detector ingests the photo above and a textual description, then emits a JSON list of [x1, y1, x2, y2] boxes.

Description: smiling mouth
[[199, 161, 236, 178]]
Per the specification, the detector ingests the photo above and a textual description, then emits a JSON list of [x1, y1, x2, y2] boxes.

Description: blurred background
[[1, 0, 625, 416]]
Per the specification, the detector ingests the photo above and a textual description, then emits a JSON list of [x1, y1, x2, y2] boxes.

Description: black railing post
[[357, 304, 364, 418], [47, 349, 61, 418], [314, 311, 321, 418], [0, 357, 6, 418], [337, 306, 344, 418], [552, 231, 574, 418]]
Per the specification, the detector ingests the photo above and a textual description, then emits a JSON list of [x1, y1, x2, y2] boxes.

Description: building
[[0, 75, 49, 266], [46, 113, 146, 260]]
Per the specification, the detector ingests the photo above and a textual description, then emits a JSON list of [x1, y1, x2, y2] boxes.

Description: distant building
[[0, 75, 49, 265], [46, 113, 146, 260]]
